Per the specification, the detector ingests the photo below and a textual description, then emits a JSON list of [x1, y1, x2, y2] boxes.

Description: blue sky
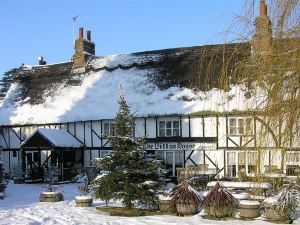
[[0, 0, 248, 76]]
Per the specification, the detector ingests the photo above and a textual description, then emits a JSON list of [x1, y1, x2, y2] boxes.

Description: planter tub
[[266, 207, 291, 223], [75, 196, 93, 207], [239, 200, 260, 219], [176, 202, 198, 215], [40, 192, 64, 202], [159, 199, 175, 212]]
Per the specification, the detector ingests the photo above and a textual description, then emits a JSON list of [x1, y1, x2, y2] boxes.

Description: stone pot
[[239, 200, 260, 219], [176, 202, 198, 215], [159, 199, 175, 212], [266, 207, 291, 223], [75, 196, 93, 207], [40, 192, 64, 202]]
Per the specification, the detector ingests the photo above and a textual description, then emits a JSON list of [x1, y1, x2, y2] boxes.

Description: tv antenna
[[72, 15, 79, 48]]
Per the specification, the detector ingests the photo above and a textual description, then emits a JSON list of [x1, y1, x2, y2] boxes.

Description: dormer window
[[158, 120, 180, 137]]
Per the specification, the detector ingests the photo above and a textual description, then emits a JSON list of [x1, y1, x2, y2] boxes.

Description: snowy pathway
[[0, 182, 299, 225]]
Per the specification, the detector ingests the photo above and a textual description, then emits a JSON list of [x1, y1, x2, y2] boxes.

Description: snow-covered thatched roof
[[0, 43, 256, 125]]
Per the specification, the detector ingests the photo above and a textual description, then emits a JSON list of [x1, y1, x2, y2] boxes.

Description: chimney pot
[[87, 30, 91, 41], [79, 27, 84, 39], [260, 0, 267, 16], [37, 56, 46, 65]]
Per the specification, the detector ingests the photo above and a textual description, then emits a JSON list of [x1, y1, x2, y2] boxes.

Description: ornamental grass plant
[[202, 181, 239, 218]]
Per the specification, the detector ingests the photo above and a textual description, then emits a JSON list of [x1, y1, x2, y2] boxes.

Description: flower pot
[[265, 207, 290, 223], [176, 202, 198, 215], [159, 199, 175, 212], [239, 200, 260, 219], [75, 196, 93, 207], [13, 178, 24, 184], [40, 192, 64, 202]]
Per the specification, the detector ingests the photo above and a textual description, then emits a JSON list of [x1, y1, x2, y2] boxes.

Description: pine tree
[[92, 91, 163, 209], [0, 68, 17, 99]]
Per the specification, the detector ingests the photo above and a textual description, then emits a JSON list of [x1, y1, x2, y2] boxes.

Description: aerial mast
[[72, 15, 79, 49]]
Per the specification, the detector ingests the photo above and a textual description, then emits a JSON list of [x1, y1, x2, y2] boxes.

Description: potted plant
[[171, 182, 202, 215], [261, 185, 299, 223], [202, 181, 239, 219], [75, 173, 93, 207], [10, 162, 25, 184], [40, 166, 64, 202]]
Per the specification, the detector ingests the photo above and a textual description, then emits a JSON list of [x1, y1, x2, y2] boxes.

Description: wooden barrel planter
[[265, 207, 291, 224], [176, 202, 198, 216], [40, 192, 64, 202], [75, 196, 93, 207], [159, 199, 175, 212], [239, 200, 261, 219]]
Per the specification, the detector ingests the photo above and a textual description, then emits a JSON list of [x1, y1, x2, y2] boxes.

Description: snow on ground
[[1, 182, 298, 225]]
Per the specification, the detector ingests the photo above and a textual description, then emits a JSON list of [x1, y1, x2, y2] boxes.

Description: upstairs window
[[229, 118, 253, 135], [158, 120, 180, 137], [103, 122, 115, 137]]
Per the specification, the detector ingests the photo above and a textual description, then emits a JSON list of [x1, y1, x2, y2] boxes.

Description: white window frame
[[100, 150, 111, 158], [226, 151, 237, 178], [103, 121, 115, 137], [285, 151, 300, 176], [158, 119, 180, 137], [226, 150, 258, 177], [229, 117, 253, 136]]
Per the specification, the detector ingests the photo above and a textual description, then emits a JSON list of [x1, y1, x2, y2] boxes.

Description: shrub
[[77, 174, 90, 196], [43, 166, 61, 192], [202, 182, 239, 218], [261, 184, 299, 219], [10, 162, 25, 180], [171, 182, 202, 207]]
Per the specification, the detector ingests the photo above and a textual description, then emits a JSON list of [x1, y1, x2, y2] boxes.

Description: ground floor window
[[155, 150, 183, 177], [226, 150, 258, 178], [100, 150, 111, 158], [155, 150, 183, 166], [227, 152, 236, 178], [285, 152, 300, 176]]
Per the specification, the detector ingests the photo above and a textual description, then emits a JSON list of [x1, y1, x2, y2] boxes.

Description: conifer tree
[[92, 90, 163, 209]]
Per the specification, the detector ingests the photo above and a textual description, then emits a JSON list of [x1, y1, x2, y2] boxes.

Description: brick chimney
[[253, 0, 272, 54], [72, 27, 96, 71]]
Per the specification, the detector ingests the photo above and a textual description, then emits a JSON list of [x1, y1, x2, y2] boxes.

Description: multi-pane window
[[158, 120, 180, 137], [229, 118, 253, 135], [286, 152, 300, 176], [227, 151, 258, 177], [247, 151, 258, 173], [238, 152, 246, 172], [155, 151, 183, 165], [103, 122, 115, 136], [101, 150, 111, 158], [227, 152, 236, 177], [175, 151, 183, 165]]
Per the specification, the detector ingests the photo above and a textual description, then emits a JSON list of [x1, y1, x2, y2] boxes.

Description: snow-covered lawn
[[0, 182, 299, 225]]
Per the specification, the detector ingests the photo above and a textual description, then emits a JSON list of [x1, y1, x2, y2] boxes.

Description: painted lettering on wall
[[146, 142, 216, 151]]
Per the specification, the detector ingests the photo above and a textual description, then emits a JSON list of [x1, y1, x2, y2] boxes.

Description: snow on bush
[[43, 166, 61, 193], [261, 184, 300, 217]]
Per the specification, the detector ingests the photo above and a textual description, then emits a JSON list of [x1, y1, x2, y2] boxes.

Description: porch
[[21, 128, 84, 181]]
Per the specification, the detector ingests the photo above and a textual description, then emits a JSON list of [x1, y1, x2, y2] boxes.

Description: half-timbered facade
[[0, 114, 299, 180]]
